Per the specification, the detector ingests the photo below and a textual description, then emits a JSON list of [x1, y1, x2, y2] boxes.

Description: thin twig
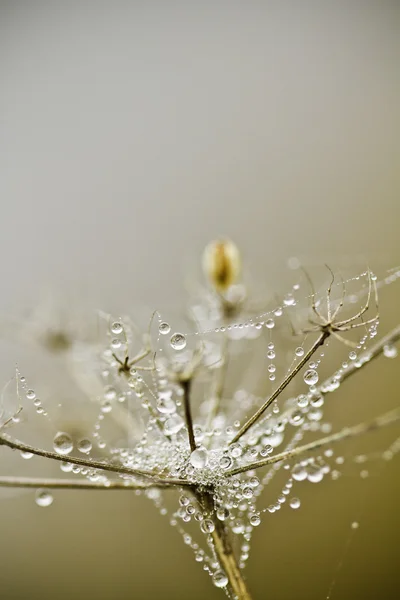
[[0, 476, 175, 490], [182, 378, 196, 452], [0, 434, 189, 487], [227, 407, 400, 476], [333, 324, 400, 387], [231, 331, 329, 444], [276, 323, 400, 428]]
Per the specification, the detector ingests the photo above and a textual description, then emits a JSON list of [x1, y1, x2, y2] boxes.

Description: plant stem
[[211, 524, 253, 600], [0, 476, 173, 490], [277, 323, 400, 430], [332, 324, 400, 386], [227, 406, 400, 476], [202, 491, 253, 600], [0, 434, 189, 487], [182, 378, 196, 452], [231, 331, 329, 444]]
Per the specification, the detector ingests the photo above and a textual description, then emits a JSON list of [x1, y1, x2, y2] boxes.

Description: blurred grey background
[[0, 2, 399, 599]]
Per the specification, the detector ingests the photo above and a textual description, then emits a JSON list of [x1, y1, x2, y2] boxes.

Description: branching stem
[[277, 323, 400, 429], [333, 324, 400, 387], [201, 491, 253, 600], [227, 407, 400, 476], [231, 331, 329, 444], [0, 435, 189, 487]]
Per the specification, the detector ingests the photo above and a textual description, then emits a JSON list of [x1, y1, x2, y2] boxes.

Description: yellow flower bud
[[202, 239, 241, 293]]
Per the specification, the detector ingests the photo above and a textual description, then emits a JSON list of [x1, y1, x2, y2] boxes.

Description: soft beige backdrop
[[0, 2, 399, 599]]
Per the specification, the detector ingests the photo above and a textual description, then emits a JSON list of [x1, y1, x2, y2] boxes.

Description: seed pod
[[202, 239, 241, 293]]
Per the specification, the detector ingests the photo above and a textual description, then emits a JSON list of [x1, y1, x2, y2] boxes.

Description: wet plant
[[0, 240, 399, 599]]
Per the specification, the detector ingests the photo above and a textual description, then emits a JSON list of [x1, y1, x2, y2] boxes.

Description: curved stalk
[[201, 491, 253, 600]]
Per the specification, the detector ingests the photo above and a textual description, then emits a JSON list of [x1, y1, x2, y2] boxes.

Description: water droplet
[[111, 322, 123, 335], [20, 451, 33, 459], [35, 489, 54, 507], [232, 520, 245, 534], [200, 519, 215, 534], [159, 322, 171, 335], [194, 426, 205, 443], [60, 461, 73, 473], [304, 369, 319, 386], [265, 318, 275, 329], [292, 465, 307, 481], [219, 456, 233, 470], [260, 444, 273, 457], [297, 394, 308, 408], [157, 398, 176, 414], [170, 333, 187, 350], [250, 514, 261, 526], [53, 432, 73, 456], [77, 438, 92, 454], [189, 448, 208, 469], [351, 521, 359, 529], [284, 293, 296, 306], [26, 389, 36, 400], [290, 411, 304, 426], [310, 393, 324, 408], [164, 414, 184, 435], [290, 497, 301, 509], [104, 386, 117, 401], [349, 351, 357, 361], [111, 338, 121, 349], [229, 443, 243, 458], [383, 344, 398, 358], [307, 465, 323, 483], [101, 400, 113, 413], [217, 507, 230, 520], [242, 486, 253, 499], [295, 347, 305, 357], [179, 494, 190, 506], [213, 571, 228, 588]]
